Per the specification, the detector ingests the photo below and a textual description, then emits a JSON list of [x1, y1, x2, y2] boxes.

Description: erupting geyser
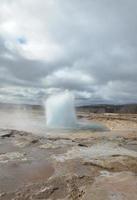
[[45, 91, 107, 131], [46, 91, 77, 128]]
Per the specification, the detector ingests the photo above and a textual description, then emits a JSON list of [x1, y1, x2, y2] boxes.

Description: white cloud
[[42, 68, 94, 89], [0, 0, 63, 61]]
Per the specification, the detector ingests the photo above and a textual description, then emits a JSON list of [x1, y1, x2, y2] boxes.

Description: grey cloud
[[0, 0, 137, 104]]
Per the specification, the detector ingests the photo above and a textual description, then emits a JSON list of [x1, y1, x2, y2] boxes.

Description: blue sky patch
[[17, 36, 27, 44]]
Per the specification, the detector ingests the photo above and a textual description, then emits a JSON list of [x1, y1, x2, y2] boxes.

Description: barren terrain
[[0, 109, 137, 200]]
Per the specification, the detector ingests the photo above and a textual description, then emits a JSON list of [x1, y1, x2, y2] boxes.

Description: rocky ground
[[0, 113, 137, 200]]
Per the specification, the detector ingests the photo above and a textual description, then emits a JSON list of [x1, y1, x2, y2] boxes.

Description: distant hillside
[[0, 103, 42, 110], [0, 102, 137, 114], [77, 104, 137, 114]]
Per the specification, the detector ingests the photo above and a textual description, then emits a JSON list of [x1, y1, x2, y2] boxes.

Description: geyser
[[46, 91, 77, 128], [45, 91, 107, 131]]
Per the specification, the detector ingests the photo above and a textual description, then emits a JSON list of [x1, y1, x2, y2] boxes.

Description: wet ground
[[0, 108, 137, 199]]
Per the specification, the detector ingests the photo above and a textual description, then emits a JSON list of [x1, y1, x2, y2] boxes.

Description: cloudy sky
[[0, 0, 137, 105]]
